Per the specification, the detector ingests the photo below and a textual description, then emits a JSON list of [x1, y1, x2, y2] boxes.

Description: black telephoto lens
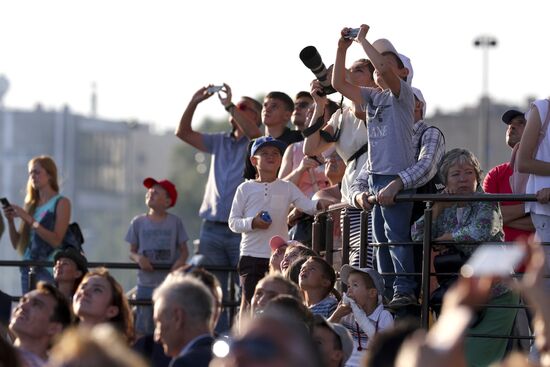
[[299, 46, 336, 96]]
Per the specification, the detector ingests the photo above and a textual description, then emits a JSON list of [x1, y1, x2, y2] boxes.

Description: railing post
[[342, 211, 350, 266], [359, 211, 369, 268], [229, 270, 236, 327], [312, 213, 324, 255], [421, 201, 433, 330], [325, 213, 334, 266], [28, 266, 37, 291]]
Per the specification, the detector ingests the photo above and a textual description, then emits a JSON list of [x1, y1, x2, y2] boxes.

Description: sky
[[0, 0, 548, 133]]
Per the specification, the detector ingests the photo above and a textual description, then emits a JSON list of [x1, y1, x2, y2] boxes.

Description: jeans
[[198, 220, 241, 332], [135, 285, 155, 336], [20, 266, 54, 294], [368, 174, 416, 297]]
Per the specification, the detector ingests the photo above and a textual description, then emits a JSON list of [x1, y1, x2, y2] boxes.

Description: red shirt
[[483, 162, 533, 241]]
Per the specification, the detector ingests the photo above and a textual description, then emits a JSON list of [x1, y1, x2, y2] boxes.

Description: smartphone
[[460, 243, 526, 278], [0, 197, 10, 208], [344, 28, 360, 39], [207, 85, 223, 94]]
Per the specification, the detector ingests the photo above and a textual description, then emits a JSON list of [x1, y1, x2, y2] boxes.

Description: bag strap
[[347, 143, 368, 164], [417, 125, 445, 157]]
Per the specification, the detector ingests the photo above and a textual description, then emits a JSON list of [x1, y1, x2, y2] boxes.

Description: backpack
[[53, 196, 85, 251], [509, 99, 550, 194]]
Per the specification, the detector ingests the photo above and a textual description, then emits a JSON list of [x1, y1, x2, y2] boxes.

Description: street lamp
[[474, 35, 497, 170]]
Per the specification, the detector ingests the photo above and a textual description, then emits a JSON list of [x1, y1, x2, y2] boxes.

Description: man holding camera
[[302, 50, 377, 267], [175, 83, 262, 331]]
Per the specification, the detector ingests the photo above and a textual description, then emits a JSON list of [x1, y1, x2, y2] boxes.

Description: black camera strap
[[302, 115, 325, 138]]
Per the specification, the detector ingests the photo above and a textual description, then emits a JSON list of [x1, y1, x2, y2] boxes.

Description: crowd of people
[[2, 24, 550, 367]]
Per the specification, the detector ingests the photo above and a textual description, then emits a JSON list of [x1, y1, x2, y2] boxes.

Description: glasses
[[237, 103, 260, 118], [294, 101, 311, 109]]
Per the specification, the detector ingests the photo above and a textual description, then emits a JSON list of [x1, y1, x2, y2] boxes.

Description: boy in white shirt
[[329, 265, 393, 367], [229, 136, 328, 314]]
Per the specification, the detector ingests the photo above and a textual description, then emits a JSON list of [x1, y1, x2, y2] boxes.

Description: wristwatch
[[32, 221, 40, 229]]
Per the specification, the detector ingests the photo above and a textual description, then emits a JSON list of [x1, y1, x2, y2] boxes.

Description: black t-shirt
[[276, 127, 303, 146]]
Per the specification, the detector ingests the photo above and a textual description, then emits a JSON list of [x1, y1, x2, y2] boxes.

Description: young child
[[312, 315, 354, 367], [268, 235, 288, 274], [125, 177, 189, 336], [329, 265, 393, 367], [299, 256, 338, 318], [229, 136, 328, 312], [333, 25, 417, 306]]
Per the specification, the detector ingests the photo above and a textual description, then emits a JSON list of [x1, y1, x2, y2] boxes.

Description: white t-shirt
[[525, 99, 550, 216], [327, 106, 369, 204], [229, 179, 318, 258]]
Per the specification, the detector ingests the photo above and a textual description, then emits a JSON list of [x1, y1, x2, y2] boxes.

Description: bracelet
[[224, 103, 236, 113]]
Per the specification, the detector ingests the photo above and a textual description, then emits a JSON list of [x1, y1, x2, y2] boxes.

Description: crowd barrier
[[0, 193, 541, 341]]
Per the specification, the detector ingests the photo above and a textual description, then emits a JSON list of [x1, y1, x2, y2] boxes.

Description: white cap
[[412, 87, 426, 118], [372, 38, 413, 85], [399, 53, 414, 85]]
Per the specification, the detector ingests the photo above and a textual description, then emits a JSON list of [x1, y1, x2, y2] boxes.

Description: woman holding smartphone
[[2, 155, 71, 293]]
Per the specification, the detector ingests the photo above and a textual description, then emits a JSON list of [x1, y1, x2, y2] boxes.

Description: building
[[0, 104, 178, 295]]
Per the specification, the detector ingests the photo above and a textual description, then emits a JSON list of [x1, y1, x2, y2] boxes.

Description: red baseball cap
[[143, 177, 178, 207], [269, 235, 288, 252]]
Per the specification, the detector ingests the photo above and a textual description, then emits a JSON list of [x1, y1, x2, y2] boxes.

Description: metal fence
[[312, 193, 539, 341], [0, 193, 541, 340]]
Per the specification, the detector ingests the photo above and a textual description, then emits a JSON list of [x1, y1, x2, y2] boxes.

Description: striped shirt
[[340, 304, 394, 367], [348, 120, 445, 203], [398, 121, 445, 190], [309, 295, 338, 318]]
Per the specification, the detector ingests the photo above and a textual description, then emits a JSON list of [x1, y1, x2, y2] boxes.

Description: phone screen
[[0, 197, 10, 207], [461, 243, 526, 278]]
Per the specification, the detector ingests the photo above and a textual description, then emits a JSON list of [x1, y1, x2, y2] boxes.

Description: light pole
[[474, 35, 497, 170]]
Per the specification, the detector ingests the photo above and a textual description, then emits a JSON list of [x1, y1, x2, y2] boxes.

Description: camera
[[344, 28, 360, 39], [299, 46, 336, 96], [0, 197, 10, 208], [207, 85, 223, 94], [260, 211, 272, 223]]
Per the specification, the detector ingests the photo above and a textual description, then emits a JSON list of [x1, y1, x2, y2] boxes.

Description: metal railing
[[0, 193, 541, 339], [0, 260, 240, 324], [312, 193, 539, 340]]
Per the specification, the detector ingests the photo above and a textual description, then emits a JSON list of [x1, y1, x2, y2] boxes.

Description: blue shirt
[[24, 194, 62, 261], [200, 132, 250, 222]]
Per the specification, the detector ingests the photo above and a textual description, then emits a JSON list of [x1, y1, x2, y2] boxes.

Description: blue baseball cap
[[250, 136, 287, 156]]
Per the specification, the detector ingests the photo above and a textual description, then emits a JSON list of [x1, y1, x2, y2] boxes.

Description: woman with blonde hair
[[2, 155, 71, 293], [72, 268, 135, 344]]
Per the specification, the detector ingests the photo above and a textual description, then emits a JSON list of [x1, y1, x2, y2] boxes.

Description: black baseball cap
[[54, 247, 88, 274], [501, 109, 525, 125]]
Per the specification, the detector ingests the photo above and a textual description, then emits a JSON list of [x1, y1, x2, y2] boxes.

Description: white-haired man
[[153, 276, 215, 367]]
